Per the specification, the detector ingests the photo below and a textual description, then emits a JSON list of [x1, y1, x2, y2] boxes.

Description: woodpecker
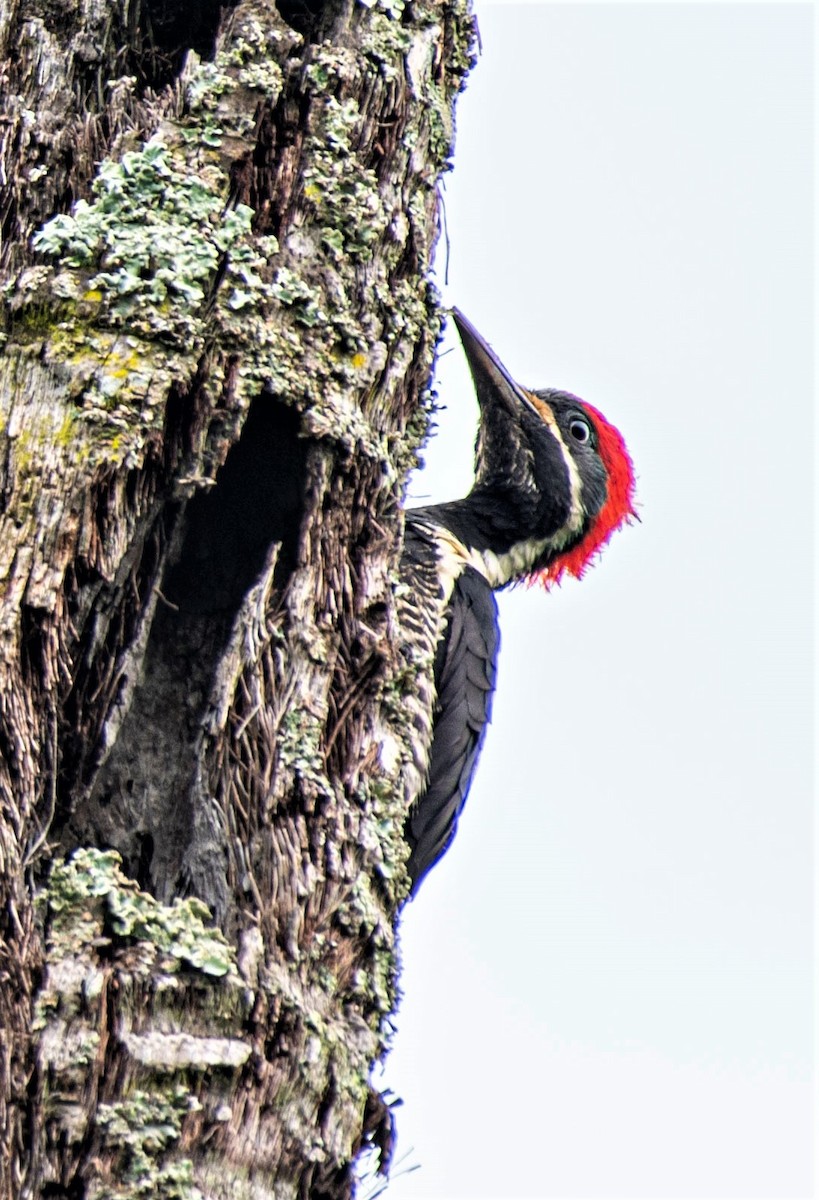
[[400, 309, 636, 892]]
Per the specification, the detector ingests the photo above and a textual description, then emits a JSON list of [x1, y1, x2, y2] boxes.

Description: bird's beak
[[451, 308, 540, 419]]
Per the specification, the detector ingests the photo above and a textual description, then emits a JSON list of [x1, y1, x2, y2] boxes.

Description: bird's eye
[[569, 416, 592, 444]]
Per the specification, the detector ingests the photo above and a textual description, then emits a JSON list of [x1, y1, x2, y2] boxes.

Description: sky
[[378, 4, 815, 1199]]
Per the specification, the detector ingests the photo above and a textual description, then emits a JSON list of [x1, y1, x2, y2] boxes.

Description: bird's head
[[451, 308, 636, 586]]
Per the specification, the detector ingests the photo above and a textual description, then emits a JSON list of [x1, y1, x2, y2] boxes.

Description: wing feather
[[406, 566, 499, 890]]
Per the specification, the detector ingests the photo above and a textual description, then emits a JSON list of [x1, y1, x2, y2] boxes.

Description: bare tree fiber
[[0, 0, 475, 1195]]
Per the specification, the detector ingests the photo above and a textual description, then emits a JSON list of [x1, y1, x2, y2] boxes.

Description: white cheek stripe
[[525, 391, 586, 534], [548, 420, 586, 535]]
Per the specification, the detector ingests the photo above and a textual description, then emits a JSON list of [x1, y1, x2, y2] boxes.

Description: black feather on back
[[406, 566, 499, 891]]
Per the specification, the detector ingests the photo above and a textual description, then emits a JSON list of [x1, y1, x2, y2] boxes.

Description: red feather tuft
[[534, 403, 636, 589]]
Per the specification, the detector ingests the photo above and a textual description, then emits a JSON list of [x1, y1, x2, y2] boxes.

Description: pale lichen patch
[[91, 1089, 204, 1200], [46, 848, 237, 977]]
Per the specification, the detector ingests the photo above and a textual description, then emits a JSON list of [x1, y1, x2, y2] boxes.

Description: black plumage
[[404, 558, 499, 887]]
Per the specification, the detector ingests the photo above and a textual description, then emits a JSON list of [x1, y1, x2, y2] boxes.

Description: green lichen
[[277, 707, 332, 793], [268, 267, 325, 327], [47, 848, 237, 978], [32, 140, 262, 345], [93, 1088, 202, 1200], [302, 88, 387, 265], [357, 0, 412, 74], [444, 0, 479, 82], [185, 61, 233, 112], [17, 29, 288, 452], [238, 58, 284, 93], [298, 1007, 371, 1114], [17, 0, 452, 477]]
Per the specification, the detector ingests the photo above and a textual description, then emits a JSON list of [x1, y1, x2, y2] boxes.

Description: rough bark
[[0, 1, 475, 1196]]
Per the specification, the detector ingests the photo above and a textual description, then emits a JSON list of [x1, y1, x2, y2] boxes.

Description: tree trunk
[[0, 1, 475, 1195]]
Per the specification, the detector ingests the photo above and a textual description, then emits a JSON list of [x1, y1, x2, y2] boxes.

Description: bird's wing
[[406, 565, 499, 890]]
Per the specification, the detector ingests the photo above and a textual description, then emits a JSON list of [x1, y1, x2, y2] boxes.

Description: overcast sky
[[379, 4, 814, 1198]]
